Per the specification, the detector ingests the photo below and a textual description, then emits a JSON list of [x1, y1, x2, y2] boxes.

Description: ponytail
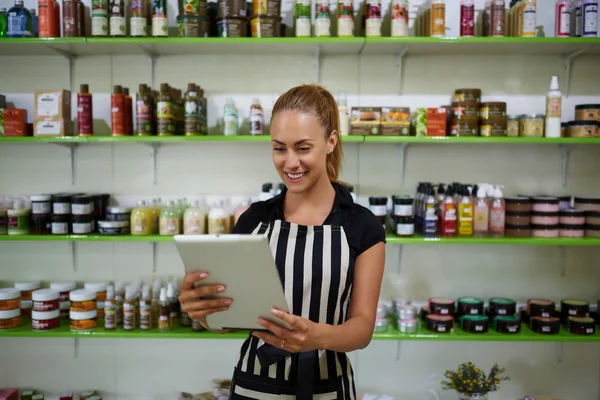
[[272, 85, 343, 182]]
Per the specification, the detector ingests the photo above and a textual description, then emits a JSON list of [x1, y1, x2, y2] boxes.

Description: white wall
[[1, 1, 600, 399]]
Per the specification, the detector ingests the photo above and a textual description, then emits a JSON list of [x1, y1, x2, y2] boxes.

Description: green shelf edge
[[363, 136, 600, 144], [1, 320, 598, 342], [364, 36, 600, 45], [2, 234, 600, 246]]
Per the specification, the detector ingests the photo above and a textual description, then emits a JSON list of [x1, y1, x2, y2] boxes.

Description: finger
[[188, 306, 229, 320], [257, 317, 293, 339], [252, 331, 283, 348], [271, 309, 306, 332], [179, 284, 225, 303], [181, 298, 232, 312], [179, 271, 208, 291]]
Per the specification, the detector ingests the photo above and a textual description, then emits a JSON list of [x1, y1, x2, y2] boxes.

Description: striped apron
[[230, 210, 356, 400]]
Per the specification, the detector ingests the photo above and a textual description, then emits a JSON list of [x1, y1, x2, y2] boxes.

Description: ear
[[328, 130, 339, 153]]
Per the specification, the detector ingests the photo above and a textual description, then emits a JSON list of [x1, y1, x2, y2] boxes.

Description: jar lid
[[568, 120, 600, 127], [70, 289, 96, 302], [32, 309, 60, 320], [584, 223, 600, 231], [575, 104, 600, 110], [0, 288, 21, 300], [106, 207, 132, 214], [51, 193, 72, 202], [505, 211, 531, 216], [31, 195, 51, 202], [531, 211, 559, 217], [574, 197, 600, 204], [0, 309, 20, 319], [520, 114, 545, 119], [560, 209, 586, 216], [70, 309, 97, 320], [429, 297, 455, 305], [426, 314, 454, 322], [32, 289, 60, 301], [71, 195, 92, 203], [586, 211, 600, 217], [14, 281, 41, 291], [504, 197, 532, 204], [507, 115, 520, 121], [531, 196, 559, 204], [530, 224, 559, 230], [398, 319, 418, 327], [392, 196, 413, 205], [457, 297, 483, 304], [98, 220, 130, 228], [504, 224, 531, 229], [72, 214, 93, 222], [489, 298, 516, 305], [21, 300, 32, 309], [84, 282, 109, 292], [559, 224, 585, 230], [50, 281, 77, 292], [368, 197, 388, 205]]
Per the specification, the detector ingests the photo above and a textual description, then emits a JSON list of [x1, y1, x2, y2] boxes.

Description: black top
[[234, 181, 386, 262]]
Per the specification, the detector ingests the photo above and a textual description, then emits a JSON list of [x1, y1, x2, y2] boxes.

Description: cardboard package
[[0, 389, 18, 400], [426, 107, 447, 137], [350, 107, 381, 135], [34, 119, 73, 136], [381, 107, 411, 136], [34, 89, 72, 121], [3, 108, 28, 137]]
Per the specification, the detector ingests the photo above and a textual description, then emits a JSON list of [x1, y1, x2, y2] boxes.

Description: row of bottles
[[415, 182, 505, 238]]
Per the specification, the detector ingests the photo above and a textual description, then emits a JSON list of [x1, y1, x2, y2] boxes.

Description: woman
[[179, 85, 386, 400]]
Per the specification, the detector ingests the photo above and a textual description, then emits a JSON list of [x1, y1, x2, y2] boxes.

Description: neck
[[284, 174, 335, 214]]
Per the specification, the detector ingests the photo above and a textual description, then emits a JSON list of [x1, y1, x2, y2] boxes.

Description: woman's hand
[[252, 308, 323, 353], [178, 271, 232, 330]]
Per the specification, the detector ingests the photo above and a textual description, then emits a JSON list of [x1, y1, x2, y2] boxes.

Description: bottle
[[582, 0, 598, 37], [29, 9, 38, 37], [167, 282, 179, 327], [430, 0, 445, 37], [150, 198, 161, 233], [151, 280, 161, 326], [234, 198, 252, 224], [440, 186, 457, 238], [77, 1, 85, 36], [62, 0, 78, 37], [184, 83, 200, 136], [114, 281, 124, 325], [136, 84, 153, 136], [458, 186, 474, 237], [423, 187, 438, 237], [131, 200, 153, 235], [574, 0, 584, 37], [123, 88, 133, 135], [460, 0, 475, 37], [130, 0, 147, 37], [139, 286, 151, 330], [482, 0, 492, 36], [157, 83, 174, 136], [111, 85, 126, 136], [223, 98, 238, 136], [545, 76, 562, 139], [159, 201, 181, 235], [158, 287, 170, 332], [7, 0, 32, 38], [104, 285, 116, 330], [314, 0, 331, 37], [473, 187, 490, 238], [555, 0, 571, 37], [337, 0, 354, 36], [152, 0, 168, 36], [520, 0, 536, 37], [0, 8, 7, 37], [77, 84, 94, 136], [123, 291, 136, 331], [489, 186, 506, 238], [208, 200, 231, 234], [92, 0, 108, 36], [337, 92, 349, 136], [390, 0, 408, 37], [490, 0, 506, 37], [184, 200, 206, 234], [250, 98, 264, 136]]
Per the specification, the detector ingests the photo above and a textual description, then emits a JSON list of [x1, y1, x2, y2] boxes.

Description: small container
[[50, 282, 76, 302], [567, 120, 599, 138], [574, 197, 600, 212], [528, 299, 555, 318], [0, 288, 21, 311], [70, 289, 97, 312], [177, 15, 209, 37], [218, 0, 246, 16], [531, 197, 560, 212], [456, 297, 484, 317], [480, 119, 507, 137], [72, 215, 93, 234], [397, 305, 417, 320], [52, 194, 72, 215], [586, 211, 600, 225], [452, 101, 479, 119], [71, 195, 93, 216], [559, 224, 585, 238], [368, 197, 388, 229], [492, 315, 521, 334], [217, 16, 248, 37], [98, 220, 130, 235], [505, 224, 531, 237], [559, 196, 573, 211], [504, 197, 532, 212], [21, 300, 32, 319], [450, 119, 479, 137], [531, 212, 559, 225], [454, 88, 481, 103], [191, 318, 205, 331], [426, 314, 454, 333], [460, 315, 489, 333], [395, 216, 414, 237], [585, 224, 600, 237], [32, 309, 60, 330], [428, 297, 455, 316], [70, 309, 97, 331], [560, 299, 589, 322], [507, 115, 520, 137], [530, 316, 560, 334], [520, 114, 545, 137], [105, 207, 132, 222], [14, 281, 41, 301], [30, 214, 51, 235], [51, 214, 70, 235], [32, 289, 60, 312], [568, 317, 596, 335], [479, 102, 506, 120], [505, 211, 531, 226], [531, 224, 559, 238], [31, 195, 51, 215], [574, 104, 600, 122], [0, 309, 21, 330], [398, 318, 418, 333], [250, 15, 281, 37], [373, 318, 388, 332], [393, 196, 413, 217], [84, 282, 108, 302]]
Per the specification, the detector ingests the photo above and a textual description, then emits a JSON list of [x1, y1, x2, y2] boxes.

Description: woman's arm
[[316, 242, 385, 352]]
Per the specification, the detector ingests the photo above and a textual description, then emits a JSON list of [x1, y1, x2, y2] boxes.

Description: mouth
[[284, 172, 307, 183]]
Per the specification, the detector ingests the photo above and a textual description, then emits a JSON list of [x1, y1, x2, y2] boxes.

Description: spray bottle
[[489, 185, 506, 238], [440, 185, 457, 238], [423, 186, 438, 237], [114, 281, 125, 326], [139, 285, 152, 330], [458, 186, 474, 237], [104, 285, 116, 331], [158, 287, 170, 332], [151, 279, 161, 327]]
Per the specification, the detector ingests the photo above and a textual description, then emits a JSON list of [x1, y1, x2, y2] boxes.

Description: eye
[[298, 147, 310, 152], [273, 147, 285, 153]]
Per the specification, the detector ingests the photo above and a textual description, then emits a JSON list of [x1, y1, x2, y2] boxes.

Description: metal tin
[[479, 102, 507, 120], [398, 318, 418, 333], [425, 314, 454, 333], [480, 119, 507, 137], [530, 316, 560, 334], [492, 315, 521, 334], [217, 0, 246, 17], [397, 305, 417, 320], [98, 220, 130, 235], [488, 298, 517, 319], [528, 299, 555, 318], [250, 15, 281, 37], [217, 16, 247, 37], [428, 297, 455, 316], [568, 317, 596, 335], [457, 297, 484, 317], [105, 207, 132, 222], [373, 318, 388, 332], [460, 315, 489, 333], [454, 88, 481, 103], [560, 299, 589, 323], [519, 114, 545, 137]]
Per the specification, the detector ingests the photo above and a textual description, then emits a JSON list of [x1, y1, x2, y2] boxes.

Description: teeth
[[288, 173, 304, 179]]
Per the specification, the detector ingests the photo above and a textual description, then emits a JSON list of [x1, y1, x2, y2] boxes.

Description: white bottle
[[184, 200, 206, 235], [208, 200, 231, 234], [223, 98, 238, 136], [545, 76, 562, 138], [337, 92, 349, 136], [489, 186, 505, 238]]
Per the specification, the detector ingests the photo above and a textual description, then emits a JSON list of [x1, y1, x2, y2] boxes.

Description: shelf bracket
[[563, 47, 590, 98], [560, 144, 570, 188], [46, 46, 76, 62], [395, 341, 402, 361], [147, 143, 161, 185], [398, 143, 407, 187], [558, 246, 566, 278], [53, 143, 78, 185], [397, 245, 403, 274], [74, 338, 80, 358], [69, 242, 77, 273], [139, 46, 158, 89], [556, 342, 564, 363], [314, 44, 321, 84], [152, 242, 158, 273], [396, 47, 409, 96]]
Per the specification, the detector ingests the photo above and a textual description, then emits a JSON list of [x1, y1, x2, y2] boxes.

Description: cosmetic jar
[[105, 207, 132, 222], [32, 309, 60, 331], [530, 316, 560, 334], [559, 224, 585, 238], [532, 197, 560, 212], [531, 224, 559, 238], [398, 318, 418, 333], [531, 212, 559, 225], [21, 300, 32, 318], [0, 309, 21, 330], [488, 298, 517, 319], [568, 317, 595, 335], [374, 318, 388, 333], [428, 297, 455, 316], [492, 315, 521, 334], [32, 289, 60, 312], [560, 209, 586, 225], [585, 224, 600, 237], [0, 288, 21, 311], [505, 224, 531, 238], [31, 195, 51, 215], [51, 214, 70, 234], [52, 194, 72, 215], [505, 211, 531, 226], [14, 281, 41, 301], [456, 297, 484, 317], [70, 290, 97, 312], [574, 197, 600, 212], [528, 299, 555, 318], [70, 310, 97, 331], [426, 314, 454, 333], [504, 197, 532, 212], [397, 305, 417, 320], [460, 315, 489, 333]]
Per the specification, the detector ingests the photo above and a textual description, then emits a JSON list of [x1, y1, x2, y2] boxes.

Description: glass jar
[[507, 115, 520, 137], [520, 114, 545, 137]]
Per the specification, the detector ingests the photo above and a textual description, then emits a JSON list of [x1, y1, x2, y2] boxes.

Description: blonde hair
[[271, 85, 343, 182]]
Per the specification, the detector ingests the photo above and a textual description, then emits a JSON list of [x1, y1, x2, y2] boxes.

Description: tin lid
[[32, 289, 60, 301], [14, 281, 41, 291], [531, 196, 560, 204], [568, 120, 600, 127], [21, 300, 32, 309], [504, 196, 532, 204], [106, 207, 132, 214], [561, 299, 588, 306], [71, 195, 92, 204], [368, 197, 388, 206], [490, 297, 516, 305], [574, 197, 600, 204], [70, 289, 96, 302], [70, 309, 97, 320], [98, 220, 130, 228], [30, 195, 51, 202], [51, 193, 72, 203], [426, 314, 454, 322], [50, 281, 77, 292], [393, 196, 413, 205], [32, 309, 60, 320], [84, 282, 109, 293], [0, 288, 21, 300], [457, 297, 483, 304], [560, 209, 586, 216], [559, 224, 585, 230], [520, 114, 545, 119], [398, 318, 418, 327], [531, 211, 559, 217], [574, 104, 600, 110], [0, 309, 20, 319]]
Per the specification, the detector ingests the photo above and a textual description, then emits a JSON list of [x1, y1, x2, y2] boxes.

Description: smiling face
[[271, 110, 338, 194]]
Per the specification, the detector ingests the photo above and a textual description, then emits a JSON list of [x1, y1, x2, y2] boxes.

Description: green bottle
[[0, 8, 8, 37], [159, 200, 180, 236]]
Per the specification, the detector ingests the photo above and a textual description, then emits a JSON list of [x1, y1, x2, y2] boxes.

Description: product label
[[51, 222, 69, 234], [140, 303, 151, 330], [123, 303, 136, 329], [35, 120, 64, 136], [132, 216, 150, 234], [337, 0, 354, 36], [460, 4, 475, 37], [223, 112, 238, 136], [71, 300, 96, 312], [394, 204, 412, 217], [72, 203, 92, 215], [315, 1, 331, 37], [32, 202, 51, 214], [295, 18, 311, 37], [441, 203, 457, 235], [72, 318, 97, 331], [92, 16, 108, 36], [8, 210, 30, 235], [250, 108, 264, 135], [546, 96, 562, 119], [130, 16, 147, 36], [160, 218, 181, 235], [33, 318, 59, 330], [184, 217, 205, 234], [7, 13, 31, 37], [152, 16, 168, 36], [157, 101, 173, 119], [208, 217, 231, 234], [583, 4, 598, 36], [491, 1, 505, 36], [369, 205, 387, 217], [474, 206, 489, 233], [458, 204, 473, 235], [522, 4, 536, 36], [37, 93, 60, 117], [158, 314, 169, 330], [390, 0, 408, 37], [396, 223, 414, 236], [53, 202, 71, 215], [431, 4, 445, 37], [72, 222, 92, 234], [366, 0, 382, 37], [110, 16, 126, 36], [490, 208, 505, 233], [77, 96, 93, 135], [557, 4, 571, 36], [33, 300, 59, 312], [296, 0, 310, 18]]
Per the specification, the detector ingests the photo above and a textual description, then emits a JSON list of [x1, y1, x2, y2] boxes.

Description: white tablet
[[173, 234, 292, 331]]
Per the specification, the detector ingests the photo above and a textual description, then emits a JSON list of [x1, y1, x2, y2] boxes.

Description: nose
[[284, 152, 301, 170]]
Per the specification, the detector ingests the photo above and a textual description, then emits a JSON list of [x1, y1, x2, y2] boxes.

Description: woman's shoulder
[[232, 200, 276, 234]]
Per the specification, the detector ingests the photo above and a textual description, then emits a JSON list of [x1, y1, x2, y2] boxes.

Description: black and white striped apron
[[230, 209, 356, 400]]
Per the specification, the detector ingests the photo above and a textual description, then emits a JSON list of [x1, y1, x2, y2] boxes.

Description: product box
[[34, 89, 72, 121], [34, 118, 73, 136], [350, 107, 381, 135], [0, 94, 6, 108], [426, 107, 447, 137], [0, 389, 18, 400], [3, 108, 28, 137], [381, 107, 411, 136]]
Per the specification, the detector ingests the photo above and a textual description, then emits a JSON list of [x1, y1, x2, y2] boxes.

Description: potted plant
[[441, 362, 510, 400]]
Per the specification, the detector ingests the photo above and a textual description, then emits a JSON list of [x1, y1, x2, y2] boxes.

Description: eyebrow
[[272, 139, 314, 146]]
